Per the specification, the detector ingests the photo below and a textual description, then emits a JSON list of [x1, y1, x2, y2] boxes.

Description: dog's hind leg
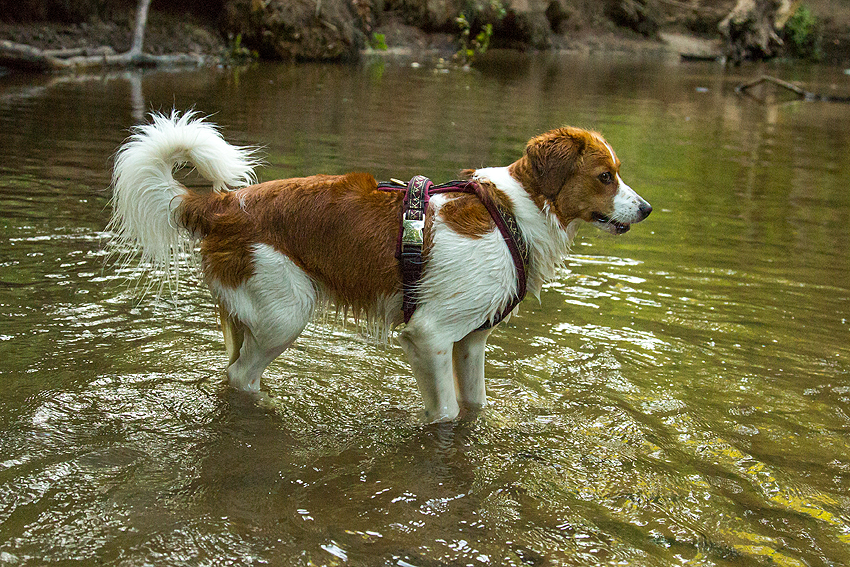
[[219, 304, 244, 367], [226, 325, 303, 392], [216, 245, 317, 393], [452, 328, 492, 409], [224, 296, 313, 392]]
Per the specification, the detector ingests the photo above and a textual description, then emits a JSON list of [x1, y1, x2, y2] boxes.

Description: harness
[[377, 175, 529, 329]]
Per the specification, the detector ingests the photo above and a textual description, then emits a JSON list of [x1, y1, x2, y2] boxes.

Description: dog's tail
[[108, 110, 259, 292]]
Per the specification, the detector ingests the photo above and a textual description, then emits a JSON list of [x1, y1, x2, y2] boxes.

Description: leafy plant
[[369, 32, 388, 51], [454, 0, 505, 65], [783, 4, 823, 61], [221, 33, 259, 65]]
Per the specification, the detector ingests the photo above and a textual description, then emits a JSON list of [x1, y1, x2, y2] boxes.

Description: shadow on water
[[1, 55, 849, 565]]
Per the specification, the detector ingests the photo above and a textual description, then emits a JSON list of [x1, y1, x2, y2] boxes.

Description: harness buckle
[[401, 217, 425, 246]]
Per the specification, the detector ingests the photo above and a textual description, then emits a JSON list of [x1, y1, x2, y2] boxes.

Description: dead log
[[41, 46, 116, 58], [0, 40, 67, 72], [736, 74, 850, 103], [0, 39, 205, 72]]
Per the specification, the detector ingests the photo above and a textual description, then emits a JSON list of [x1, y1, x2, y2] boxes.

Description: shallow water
[[1, 52, 849, 566]]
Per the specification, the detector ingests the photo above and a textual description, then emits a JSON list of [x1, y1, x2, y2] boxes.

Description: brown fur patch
[[180, 190, 259, 288], [438, 180, 515, 239], [178, 173, 403, 312], [423, 202, 436, 258]]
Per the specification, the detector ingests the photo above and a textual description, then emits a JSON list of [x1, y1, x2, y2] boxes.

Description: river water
[[0, 52, 848, 566]]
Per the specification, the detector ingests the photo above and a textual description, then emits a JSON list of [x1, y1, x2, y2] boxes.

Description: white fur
[[212, 244, 317, 391], [472, 167, 577, 300], [604, 141, 618, 164], [416, 196, 516, 338], [391, 166, 579, 421], [613, 175, 649, 224], [109, 110, 260, 293]]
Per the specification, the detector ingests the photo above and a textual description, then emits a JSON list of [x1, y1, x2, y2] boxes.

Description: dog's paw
[[419, 407, 460, 424]]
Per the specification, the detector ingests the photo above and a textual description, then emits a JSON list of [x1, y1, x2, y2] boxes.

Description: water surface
[[1, 53, 849, 566]]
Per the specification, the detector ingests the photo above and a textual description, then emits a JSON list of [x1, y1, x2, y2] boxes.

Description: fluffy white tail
[[109, 110, 259, 292]]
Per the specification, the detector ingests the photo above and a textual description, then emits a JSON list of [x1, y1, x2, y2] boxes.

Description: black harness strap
[[399, 175, 432, 323], [377, 177, 529, 328]]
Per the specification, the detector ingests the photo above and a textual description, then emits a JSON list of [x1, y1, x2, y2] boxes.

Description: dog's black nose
[[638, 199, 652, 221]]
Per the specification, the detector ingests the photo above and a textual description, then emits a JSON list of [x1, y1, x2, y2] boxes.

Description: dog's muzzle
[[592, 184, 652, 234]]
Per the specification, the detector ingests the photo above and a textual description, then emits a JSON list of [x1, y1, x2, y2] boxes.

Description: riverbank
[[0, 13, 732, 69], [1, 1, 849, 70]]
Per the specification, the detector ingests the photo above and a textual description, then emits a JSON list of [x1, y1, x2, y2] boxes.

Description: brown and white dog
[[110, 111, 651, 422]]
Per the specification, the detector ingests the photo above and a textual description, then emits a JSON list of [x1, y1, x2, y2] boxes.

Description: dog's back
[[179, 173, 404, 311]]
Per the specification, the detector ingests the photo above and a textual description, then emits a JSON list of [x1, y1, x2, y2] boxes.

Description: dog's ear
[[525, 128, 588, 198]]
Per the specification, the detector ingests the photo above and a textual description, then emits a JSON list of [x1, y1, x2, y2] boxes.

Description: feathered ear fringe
[[106, 110, 262, 300]]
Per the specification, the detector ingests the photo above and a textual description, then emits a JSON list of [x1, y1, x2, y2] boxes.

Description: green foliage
[[454, 0, 506, 65], [369, 32, 388, 51], [221, 33, 259, 66], [783, 4, 823, 61]]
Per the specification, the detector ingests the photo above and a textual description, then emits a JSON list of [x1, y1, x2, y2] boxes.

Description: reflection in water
[[0, 56, 849, 566]]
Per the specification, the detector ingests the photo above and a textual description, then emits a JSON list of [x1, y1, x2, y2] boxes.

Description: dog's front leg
[[452, 328, 492, 409], [399, 325, 459, 423]]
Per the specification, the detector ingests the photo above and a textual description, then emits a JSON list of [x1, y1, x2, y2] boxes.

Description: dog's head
[[512, 127, 651, 234]]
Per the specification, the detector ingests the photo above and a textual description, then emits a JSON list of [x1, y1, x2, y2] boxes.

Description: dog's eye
[[598, 172, 613, 184]]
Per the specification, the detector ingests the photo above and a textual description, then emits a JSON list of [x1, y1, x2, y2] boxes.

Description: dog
[[109, 111, 651, 422]]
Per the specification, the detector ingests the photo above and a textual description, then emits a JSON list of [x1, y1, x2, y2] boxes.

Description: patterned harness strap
[[399, 175, 431, 323], [377, 176, 529, 329]]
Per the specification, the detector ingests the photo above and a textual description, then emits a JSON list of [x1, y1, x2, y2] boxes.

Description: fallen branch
[[41, 46, 116, 58], [0, 40, 61, 72], [0, 39, 205, 72], [657, 0, 717, 12], [736, 74, 812, 98], [0, 0, 203, 73], [736, 75, 850, 103]]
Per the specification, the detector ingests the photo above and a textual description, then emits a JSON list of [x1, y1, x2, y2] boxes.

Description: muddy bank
[[0, 0, 849, 68], [0, 12, 223, 58]]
